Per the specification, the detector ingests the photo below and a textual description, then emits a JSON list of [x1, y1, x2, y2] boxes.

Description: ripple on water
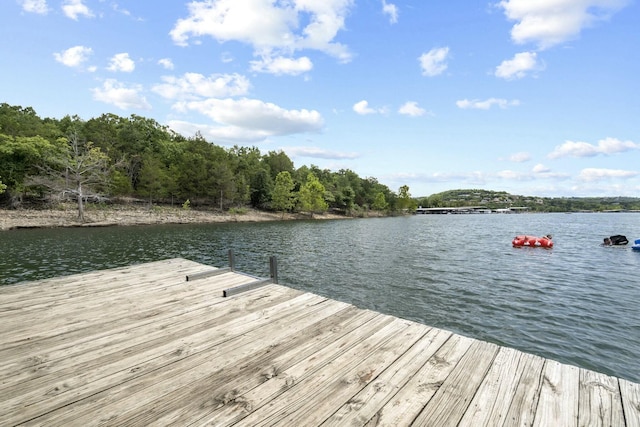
[[1, 213, 639, 382]]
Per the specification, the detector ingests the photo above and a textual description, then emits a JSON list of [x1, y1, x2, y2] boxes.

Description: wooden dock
[[1, 258, 638, 426]]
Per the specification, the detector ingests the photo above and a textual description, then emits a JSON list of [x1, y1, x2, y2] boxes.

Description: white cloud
[[532, 163, 550, 173], [111, 3, 131, 17], [153, 73, 250, 100], [172, 98, 324, 142], [529, 164, 570, 180], [390, 171, 489, 185], [391, 167, 572, 187], [508, 152, 531, 162], [353, 100, 374, 115], [155, 69, 323, 143], [568, 182, 640, 197], [419, 47, 450, 77], [221, 52, 234, 63], [578, 168, 639, 182], [496, 170, 534, 181], [62, 0, 94, 20], [91, 79, 151, 110], [284, 146, 359, 160], [549, 141, 596, 158], [158, 58, 174, 70], [19, 0, 48, 14], [456, 98, 520, 110], [492, 163, 568, 181], [167, 120, 271, 143], [597, 137, 640, 154], [495, 51, 541, 80], [548, 137, 639, 159], [53, 45, 93, 68], [169, 0, 353, 69], [382, 0, 398, 24], [496, 166, 571, 181], [398, 101, 426, 117], [250, 55, 313, 76], [107, 53, 135, 72], [353, 100, 386, 115], [498, 0, 630, 50]]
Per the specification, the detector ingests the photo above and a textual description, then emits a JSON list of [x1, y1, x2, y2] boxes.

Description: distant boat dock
[[416, 206, 530, 214], [1, 257, 638, 426]]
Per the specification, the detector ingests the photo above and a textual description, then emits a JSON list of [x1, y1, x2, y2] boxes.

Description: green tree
[[263, 150, 294, 181], [109, 169, 133, 196], [229, 146, 266, 208], [250, 167, 273, 209], [337, 186, 356, 214], [427, 194, 443, 208], [0, 133, 63, 203], [360, 176, 394, 211], [293, 165, 310, 187], [271, 171, 296, 216], [371, 191, 388, 211], [298, 172, 328, 217], [397, 185, 415, 212], [174, 135, 216, 203], [137, 156, 172, 206], [335, 169, 363, 207], [0, 103, 61, 141], [211, 162, 238, 209], [0, 179, 6, 195]]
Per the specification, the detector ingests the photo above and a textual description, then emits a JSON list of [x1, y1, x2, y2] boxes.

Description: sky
[[1, 0, 639, 198]]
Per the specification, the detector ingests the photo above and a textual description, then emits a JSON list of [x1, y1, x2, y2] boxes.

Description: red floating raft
[[512, 235, 553, 248]]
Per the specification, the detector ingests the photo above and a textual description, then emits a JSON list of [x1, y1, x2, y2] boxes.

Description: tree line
[[416, 189, 640, 212], [0, 103, 414, 220]]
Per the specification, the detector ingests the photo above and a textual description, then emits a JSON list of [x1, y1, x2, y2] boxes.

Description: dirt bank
[[0, 205, 348, 231]]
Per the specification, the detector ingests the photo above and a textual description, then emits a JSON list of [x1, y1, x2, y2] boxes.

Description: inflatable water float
[[512, 235, 553, 248], [632, 239, 640, 252]]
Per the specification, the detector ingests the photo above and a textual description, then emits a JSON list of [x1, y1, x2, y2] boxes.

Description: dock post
[[228, 249, 235, 271], [269, 256, 278, 284]]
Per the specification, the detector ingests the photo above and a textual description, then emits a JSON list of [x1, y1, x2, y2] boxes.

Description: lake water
[[1, 212, 639, 383]]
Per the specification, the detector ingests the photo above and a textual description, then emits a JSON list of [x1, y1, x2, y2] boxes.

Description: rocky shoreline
[[0, 205, 348, 231]]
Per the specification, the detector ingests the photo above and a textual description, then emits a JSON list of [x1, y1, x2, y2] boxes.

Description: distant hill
[[415, 189, 640, 212]]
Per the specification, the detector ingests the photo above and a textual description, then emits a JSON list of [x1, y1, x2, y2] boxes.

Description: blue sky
[[2, 0, 639, 197]]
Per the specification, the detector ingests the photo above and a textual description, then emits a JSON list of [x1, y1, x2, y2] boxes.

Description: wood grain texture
[[0, 258, 637, 427]]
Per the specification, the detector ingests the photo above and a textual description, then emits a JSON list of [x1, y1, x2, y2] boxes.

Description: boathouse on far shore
[[415, 206, 530, 214]]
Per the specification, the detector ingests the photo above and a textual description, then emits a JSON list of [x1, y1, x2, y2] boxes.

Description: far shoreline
[[0, 204, 378, 232]]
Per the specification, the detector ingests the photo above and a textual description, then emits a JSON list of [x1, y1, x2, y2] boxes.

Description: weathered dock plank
[[0, 258, 638, 427], [620, 379, 640, 427], [11, 292, 340, 426], [148, 307, 384, 426], [578, 369, 625, 426], [411, 339, 500, 426], [243, 320, 427, 427], [0, 270, 256, 372], [0, 270, 250, 352], [0, 285, 305, 423], [54, 298, 351, 427], [370, 333, 473, 425], [458, 347, 545, 427], [320, 327, 452, 426], [532, 359, 580, 426], [0, 258, 208, 303]]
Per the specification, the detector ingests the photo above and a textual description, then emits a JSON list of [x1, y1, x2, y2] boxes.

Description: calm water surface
[[1, 213, 639, 382]]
